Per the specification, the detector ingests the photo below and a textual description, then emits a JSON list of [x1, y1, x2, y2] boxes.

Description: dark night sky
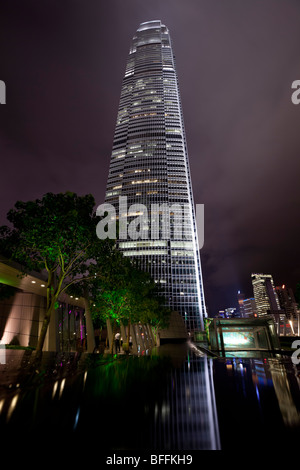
[[1, 0, 300, 315]]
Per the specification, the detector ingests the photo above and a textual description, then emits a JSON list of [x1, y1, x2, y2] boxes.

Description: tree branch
[[60, 273, 104, 294], [58, 246, 65, 274], [64, 243, 91, 277]]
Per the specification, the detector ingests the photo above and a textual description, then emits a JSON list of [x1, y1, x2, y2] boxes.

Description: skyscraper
[[275, 285, 298, 319], [242, 298, 257, 318], [104, 20, 206, 330], [237, 290, 245, 317], [251, 273, 280, 317]]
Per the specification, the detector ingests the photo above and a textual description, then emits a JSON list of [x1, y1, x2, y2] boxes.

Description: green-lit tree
[[90, 255, 170, 354], [0, 283, 17, 301], [0, 192, 115, 361]]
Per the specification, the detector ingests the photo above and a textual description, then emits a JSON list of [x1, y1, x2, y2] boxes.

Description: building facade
[[242, 297, 257, 318], [224, 307, 238, 318], [251, 273, 280, 317], [237, 290, 245, 317], [0, 257, 87, 352], [104, 20, 206, 331], [275, 285, 298, 319]]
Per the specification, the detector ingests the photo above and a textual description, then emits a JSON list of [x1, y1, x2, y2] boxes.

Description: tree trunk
[[124, 317, 131, 354], [110, 319, 116, 355], [34, 276, 59, 363], [33, 271, 57, 363], [83, 295, 96, 353], [34, 304, 55, 363]]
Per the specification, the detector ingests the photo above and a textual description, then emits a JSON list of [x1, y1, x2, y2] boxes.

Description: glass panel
[[222, 331, 256, 349]]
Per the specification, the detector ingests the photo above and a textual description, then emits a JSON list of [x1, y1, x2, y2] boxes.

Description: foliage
[[0, 191, 115, 357], [0, 191, 170, 358], [0, 283, 18, 301], [90, 254, 171, 336]]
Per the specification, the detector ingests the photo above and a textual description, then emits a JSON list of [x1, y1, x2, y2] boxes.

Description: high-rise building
[[104, 20, 206, 330], [237, 290, 245, 317], [275, 285, 298, 319], [242, 297, 257, 318], [251, 273, 280, 317], [224, 307, 238, 318]]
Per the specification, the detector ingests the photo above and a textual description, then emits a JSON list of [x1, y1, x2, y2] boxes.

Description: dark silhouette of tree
[[0, 192, 115, 361]]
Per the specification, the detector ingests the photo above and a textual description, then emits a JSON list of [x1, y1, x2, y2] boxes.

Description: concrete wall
[[158, 311, 188, 342], [0, 291, 46, 348], [0, 291, 87, 352]]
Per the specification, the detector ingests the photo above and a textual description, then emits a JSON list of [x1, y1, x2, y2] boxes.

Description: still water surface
[[0, 343, 300, 449]]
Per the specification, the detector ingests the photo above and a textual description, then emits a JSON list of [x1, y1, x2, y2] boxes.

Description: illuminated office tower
[[275, 285, 298, 319], [105, 20, 206, 330], [242, 298, 257, 318], [237, 290, 245, 317], [251, 273, 280, 317]]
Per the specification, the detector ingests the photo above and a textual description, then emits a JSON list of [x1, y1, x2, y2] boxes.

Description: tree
[[0, 283, 18, 301], [0, 192, 115, 361], [90, 255, 171, 354]]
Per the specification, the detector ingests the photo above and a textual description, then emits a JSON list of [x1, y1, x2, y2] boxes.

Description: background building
[[251, 273, 280, 317], [224, 307, 238, 318], [242, 297, 257, 318], [217, 307, 238, 318], [237, 290, 245, 317], [251, 273, 300, 336], [104, 20, 206, 331], [275, 285, 298, 319]]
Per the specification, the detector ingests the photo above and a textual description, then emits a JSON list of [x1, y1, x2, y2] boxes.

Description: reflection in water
[[0, 345, 220, 449], [0, 347, 300, 449], [6, 392, 19, 421], [150, 344, 220, 449], [261, 359, 300, 427], [213, 356, 300, 448]]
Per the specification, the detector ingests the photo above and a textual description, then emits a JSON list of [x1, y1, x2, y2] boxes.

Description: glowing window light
[[223, 332, 252, 347]]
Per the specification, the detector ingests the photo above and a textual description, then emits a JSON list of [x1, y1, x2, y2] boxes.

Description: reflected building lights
[[1, 350, 300, 448], [151, 353, 220, 450], [52, 381, 58, 399], [224, 357, 300, 429], [83, 371, 88, 390], [6, 393, 19, 422], [0, 398, 5, 415], [268, 359, 300, 427], [73, 407, 80, 430], [59, 378, 66, 399]]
